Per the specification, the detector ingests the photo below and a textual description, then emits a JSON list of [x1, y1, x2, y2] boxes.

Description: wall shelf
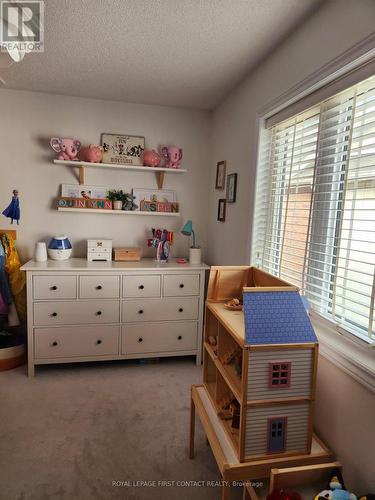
[[57, 207, 180, 217], [53, 159, 187, 189]]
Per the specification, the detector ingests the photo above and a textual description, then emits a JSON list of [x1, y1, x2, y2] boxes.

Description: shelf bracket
[[156, 172, 165, 190], [79, 166, 85, 185]]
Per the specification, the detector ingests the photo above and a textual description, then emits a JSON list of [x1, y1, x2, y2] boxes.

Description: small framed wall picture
[[215, 160, 226, 190], [217, 198, 226, 222], [226, 173, 238, 203]]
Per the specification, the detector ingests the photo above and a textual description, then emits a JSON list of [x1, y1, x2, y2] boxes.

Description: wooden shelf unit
[[53, 159, 187, 189], [189, 385, 334, 500], [202, 266, 319, 464]]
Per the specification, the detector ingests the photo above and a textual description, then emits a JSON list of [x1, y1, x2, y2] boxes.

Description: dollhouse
[[202, 266, 318, 462]]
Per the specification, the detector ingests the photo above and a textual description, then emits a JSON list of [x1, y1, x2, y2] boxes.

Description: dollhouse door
[[268, 417, 287, 453]]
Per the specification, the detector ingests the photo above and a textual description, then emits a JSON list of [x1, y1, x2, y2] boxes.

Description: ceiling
[[1, 0, 321, 110]]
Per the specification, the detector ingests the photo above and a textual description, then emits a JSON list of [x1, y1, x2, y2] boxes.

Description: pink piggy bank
[[81, 144, 103, 163], [50, 137, 81, 161], [143, 149, 161, 167], [160, 146, 183, 168]]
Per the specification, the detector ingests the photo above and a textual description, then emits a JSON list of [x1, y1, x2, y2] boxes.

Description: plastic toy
[[359, 496, 375, 500], [50, 137, 81, 161], [313, 469, 356, 500], [2, 189, 20, 224], [267, 489, 302, 500], [143, 149, 161, 167], [81, 144, 103, 163], [159, 145, 183, 168]]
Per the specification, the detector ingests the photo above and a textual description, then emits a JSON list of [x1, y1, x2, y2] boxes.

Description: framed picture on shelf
[[132, 188, 177, 211], [215, 160, 226, 190], [226, 173, 237, 203], [217, 198, 226, 222], [61, 184, 108, 199], [100, 133, 145, 166]]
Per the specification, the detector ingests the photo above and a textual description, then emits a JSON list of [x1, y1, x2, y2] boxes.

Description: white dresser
[[21, 258, 209, 376]]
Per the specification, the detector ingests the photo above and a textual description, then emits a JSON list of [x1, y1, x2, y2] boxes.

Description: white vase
[[34, 242, 47, 262], [189, 247, 201, 264], [113, 201, 123, 210]]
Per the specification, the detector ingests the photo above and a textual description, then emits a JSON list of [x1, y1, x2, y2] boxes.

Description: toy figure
[[2, 189, 20, 224], [313, 469, 356, 500], [159, 146, 183, 168], [50, 137, 81, 161]]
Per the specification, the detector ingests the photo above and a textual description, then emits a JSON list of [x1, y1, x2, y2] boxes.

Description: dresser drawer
[[123, 275, 161, 298], [34, 301, 120, 326], [122, 322, 197, 354], [163, 274, 200, 296], [122, 297, 199, 323], [34, 326, 119, 359], [79, 275, 120, 299], [33, 275, 76, 300]]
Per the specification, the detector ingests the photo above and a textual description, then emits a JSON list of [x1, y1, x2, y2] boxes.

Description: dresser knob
[[139, 285, 144, 290], [52, 341, 58, 346], [96, 340, 102, 345], [138, 337, 143, 342], [178, 335, 182, 340], [52, 312, 57, 317], [51, 285, 57, 290], [96, 285, 102, 290], [179, 308, 183, 312], [179, 283, 184, 288], [138, 309, 144, 314], [96, 311, 102, 316]]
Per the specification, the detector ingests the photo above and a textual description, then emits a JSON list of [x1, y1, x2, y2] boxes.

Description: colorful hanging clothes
[[1, 234, 26, 321], [2, 195, 20, 223], [0, 240, 12, 305]]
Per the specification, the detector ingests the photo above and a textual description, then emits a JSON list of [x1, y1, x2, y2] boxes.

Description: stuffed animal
[[267, 489, 302, 500], [314, 469, 356, 500], [50, 137, 81, 161], [159, 145, 183, 168]]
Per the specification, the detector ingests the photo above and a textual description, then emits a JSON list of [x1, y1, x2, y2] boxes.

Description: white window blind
[[252, 75, 375, 343]]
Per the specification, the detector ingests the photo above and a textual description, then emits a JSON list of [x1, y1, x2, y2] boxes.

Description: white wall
[[207, 0, 375, 265], [208, 0, 375, 491], [0, 90, 210, 261]]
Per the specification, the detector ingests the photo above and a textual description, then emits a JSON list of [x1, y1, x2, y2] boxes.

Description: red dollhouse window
[[269, 362, 291, 388]]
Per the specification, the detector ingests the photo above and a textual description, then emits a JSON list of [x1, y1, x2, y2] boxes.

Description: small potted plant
[[107, 190, 138, 211]]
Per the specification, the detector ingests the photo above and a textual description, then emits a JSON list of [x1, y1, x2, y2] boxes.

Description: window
[[269, 362, 291, 388], [253, 74, 375, 343], [267, 417, 287, 453]]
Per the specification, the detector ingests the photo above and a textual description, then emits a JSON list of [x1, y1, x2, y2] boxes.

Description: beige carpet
[[0, 358, 243, 500]]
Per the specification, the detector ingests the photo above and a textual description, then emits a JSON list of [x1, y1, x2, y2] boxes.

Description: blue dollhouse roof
[[243, 290, 317, 345]]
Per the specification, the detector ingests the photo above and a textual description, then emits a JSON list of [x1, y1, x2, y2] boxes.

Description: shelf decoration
[[140, 200, 179, 213], [57, 197, 112, 210], [147, 228, 174, 263], [101, 133, 145, 166]]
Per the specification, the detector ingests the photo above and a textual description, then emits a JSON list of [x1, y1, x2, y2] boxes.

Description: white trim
[[310, 311, 375, 393], [259, 33, 375, 120], [252, 34, 375, 392]]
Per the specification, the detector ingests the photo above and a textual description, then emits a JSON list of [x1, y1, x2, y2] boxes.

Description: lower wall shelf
[[57, 207, 181, 217]]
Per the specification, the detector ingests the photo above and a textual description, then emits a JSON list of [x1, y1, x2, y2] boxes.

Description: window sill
[[310, 312, 375, 393]]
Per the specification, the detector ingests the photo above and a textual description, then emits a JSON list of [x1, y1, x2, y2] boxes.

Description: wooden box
[[113, 247, 141, 261], [243, 461, 342, 499]]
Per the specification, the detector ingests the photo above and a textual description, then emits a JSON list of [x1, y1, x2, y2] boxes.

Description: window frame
[[250, 37, 375, 392]]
